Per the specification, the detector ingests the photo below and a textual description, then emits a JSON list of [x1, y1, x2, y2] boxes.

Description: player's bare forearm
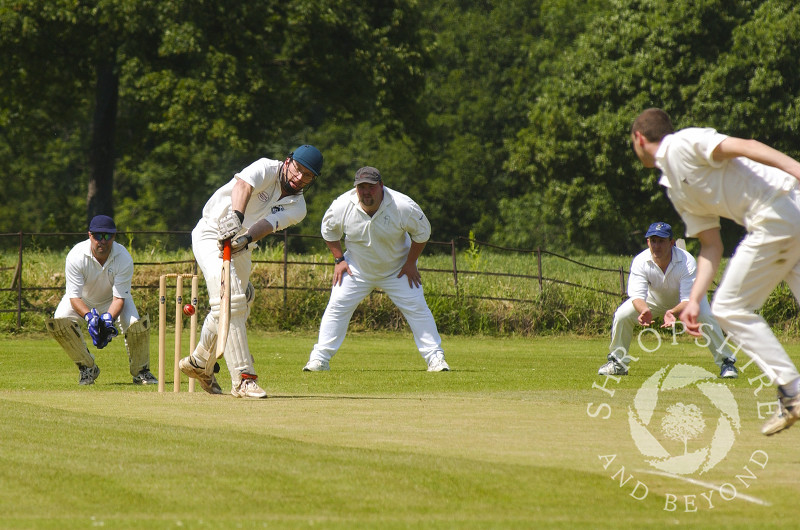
[[107, 297, 125, 319], [325, 240, 349, 285], [398, 241, 426, 287], [690, 228, 723, 304], [713, 137, 800, 181], [230, 178, 254, 214], [631, 298, 652, 326], [70, 297, 91, 318]]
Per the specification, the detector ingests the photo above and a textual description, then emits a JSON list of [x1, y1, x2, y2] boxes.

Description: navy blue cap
[[645, 222, 672, 239], [88, 215, 117, 233]]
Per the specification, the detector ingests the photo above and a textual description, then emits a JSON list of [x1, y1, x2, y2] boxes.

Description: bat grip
[[222, 239, 232, 261]]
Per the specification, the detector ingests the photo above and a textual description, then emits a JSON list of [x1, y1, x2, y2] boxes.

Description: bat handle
[[222, 238, 232, 261]]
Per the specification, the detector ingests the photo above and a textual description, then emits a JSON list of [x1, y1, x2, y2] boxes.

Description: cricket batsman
[[179, 145, 323, 398]]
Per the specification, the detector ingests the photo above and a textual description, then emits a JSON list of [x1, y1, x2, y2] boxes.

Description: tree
[[502, 0, 759, 253], [0, 0, 429, 239]]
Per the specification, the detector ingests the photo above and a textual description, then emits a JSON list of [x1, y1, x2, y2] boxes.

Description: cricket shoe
[[133, 369, 158, 385], [79, 364, 100, 385], [598, 359, 628, 376], [762, 387, 800, 436], [427, 355, 450, 372], [178, 356, 223, 395], [302, 359, 330, 372], [719, 359, 738, 379], [231, 373, 267, 399]]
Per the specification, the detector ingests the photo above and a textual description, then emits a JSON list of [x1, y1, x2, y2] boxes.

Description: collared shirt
[[627, 247, 696, 307], [321, 186, 431, 279], [201, 158, 306, 234], [64, 240, 133, 306], [656, 127, 796, 236]]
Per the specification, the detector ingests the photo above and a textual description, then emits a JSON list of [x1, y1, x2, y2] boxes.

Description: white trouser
[[191, 221, 254, 383], [309, 264, 444, 365], [608, 296, 734, 368], [711, 192, 800, 386]]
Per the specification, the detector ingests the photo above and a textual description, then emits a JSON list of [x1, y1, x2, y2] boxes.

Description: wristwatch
[[334, 256, 346, 265]]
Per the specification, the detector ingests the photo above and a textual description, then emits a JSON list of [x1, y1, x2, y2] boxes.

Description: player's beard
[[279, 162, 303, 196]]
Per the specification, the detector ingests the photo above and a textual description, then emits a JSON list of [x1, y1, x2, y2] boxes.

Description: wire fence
[[0, 230, 629, 331]]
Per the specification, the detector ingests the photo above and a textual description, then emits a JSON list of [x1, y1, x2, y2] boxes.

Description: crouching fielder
[[303, 166, 450, 373], [179, 145, 323, 398], [47, 215, 156, 386]]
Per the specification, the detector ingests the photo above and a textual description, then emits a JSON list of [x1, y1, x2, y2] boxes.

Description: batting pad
[[245, 281, 255, 318], [223, 294, 254, 381], [46, 318, 95, 368], [124, 315, 151, 377]]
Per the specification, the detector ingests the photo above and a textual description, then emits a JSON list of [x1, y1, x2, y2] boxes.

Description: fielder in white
[[631, 108, 800, 435], [179, 145, 323, 398], [598, 221, 737, 378], [47, 215, 157, 386], [303, 166, 450, 372]]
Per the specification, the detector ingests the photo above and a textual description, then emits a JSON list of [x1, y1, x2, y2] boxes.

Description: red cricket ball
[[183, 304, 196, 316]]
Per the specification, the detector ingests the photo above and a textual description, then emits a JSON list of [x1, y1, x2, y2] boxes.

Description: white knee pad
[[46, 318, 95, 368], [124, 315, 151, 376]]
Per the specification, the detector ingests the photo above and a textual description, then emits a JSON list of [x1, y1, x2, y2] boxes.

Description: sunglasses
[[91, 232, 114, 241]]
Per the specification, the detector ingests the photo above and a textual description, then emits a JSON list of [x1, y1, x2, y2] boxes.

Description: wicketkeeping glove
[[218, 210, 244, 242], [85, 309, 109, 349], [100, 312, 119, 341]]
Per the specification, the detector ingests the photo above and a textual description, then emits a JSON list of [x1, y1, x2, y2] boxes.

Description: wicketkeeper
[[47, 215, 157, 385], [179, 145, 323, 398]]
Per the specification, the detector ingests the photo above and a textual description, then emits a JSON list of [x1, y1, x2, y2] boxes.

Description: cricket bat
[[206, 239, 231, 376]]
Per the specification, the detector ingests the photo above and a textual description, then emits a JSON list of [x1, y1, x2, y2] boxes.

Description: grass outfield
[[2, 331, 800, 528]]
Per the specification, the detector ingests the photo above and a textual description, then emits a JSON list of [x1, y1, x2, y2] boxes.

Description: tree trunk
[[87, 51, 119, 224]]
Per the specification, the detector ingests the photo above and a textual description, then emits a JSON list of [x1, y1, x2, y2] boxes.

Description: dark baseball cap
[[354, 166, 382, 186], [645, 222, 672, 239], [88, 215, 117, 233]]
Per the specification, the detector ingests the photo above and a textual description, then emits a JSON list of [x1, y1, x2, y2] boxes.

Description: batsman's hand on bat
[[218, 233, 253, 258], [218, 210, 244, 242]]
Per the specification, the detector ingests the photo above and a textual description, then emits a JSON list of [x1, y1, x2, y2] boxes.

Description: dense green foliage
[[3, 1, 800, 254]]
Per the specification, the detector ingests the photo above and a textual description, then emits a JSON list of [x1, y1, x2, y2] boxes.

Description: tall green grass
[[3, 243, 799, 337]]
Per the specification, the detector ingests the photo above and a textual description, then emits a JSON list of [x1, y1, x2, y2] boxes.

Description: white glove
[[218, 210, 243, 241], [218, 234, 254, 257]]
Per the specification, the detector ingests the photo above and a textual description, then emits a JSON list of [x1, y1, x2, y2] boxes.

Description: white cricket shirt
[[627, 246, 696, 308], [656, 127, 797, 236], [64, 240, 134, 306], [200, 158, 307, 233], [321, 186, 431, 279]]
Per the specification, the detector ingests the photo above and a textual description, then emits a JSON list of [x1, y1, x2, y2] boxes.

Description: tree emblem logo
[[628, 364, 740, 475]]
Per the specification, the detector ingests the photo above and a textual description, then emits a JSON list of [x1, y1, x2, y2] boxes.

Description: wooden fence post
[[619, 266, 626, 298], [450, 240, 459, 298], [537, 247, 543, 290], [283, 231, 289, 308], [16, 231, 23, 330]]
